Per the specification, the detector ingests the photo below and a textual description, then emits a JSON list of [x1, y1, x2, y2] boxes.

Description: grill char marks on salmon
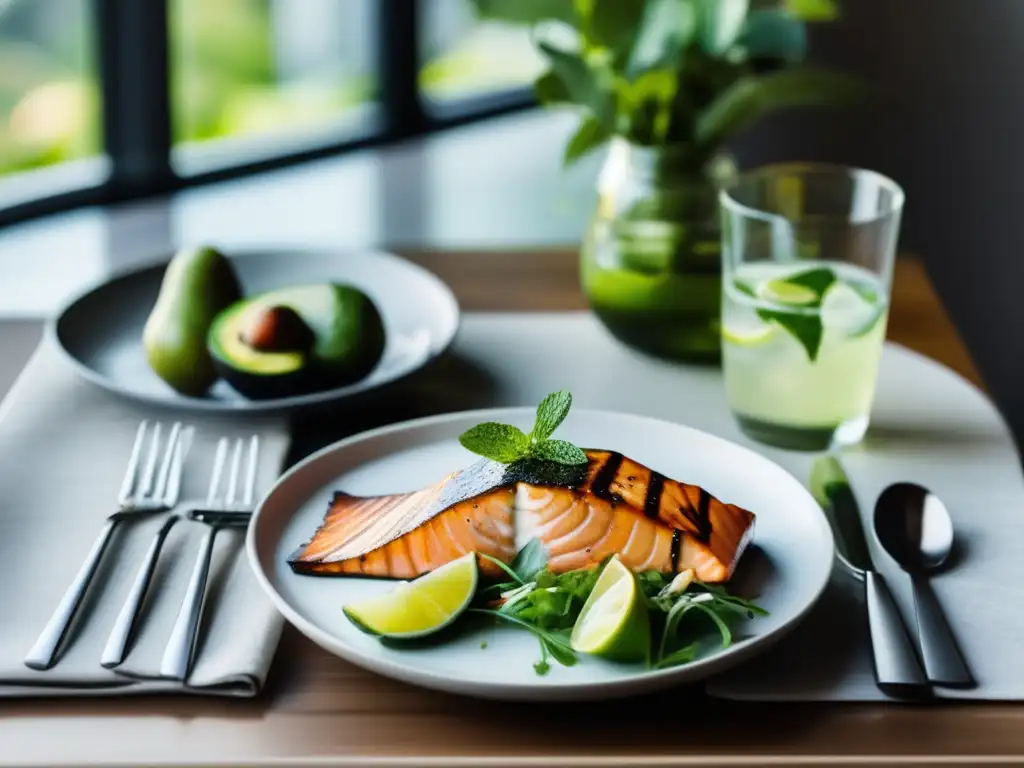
[[515, 450, 755, 582], [288, 450, 755, 583]]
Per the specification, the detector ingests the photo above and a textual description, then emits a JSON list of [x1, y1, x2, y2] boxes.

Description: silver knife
[[810, 455, 930, 697]]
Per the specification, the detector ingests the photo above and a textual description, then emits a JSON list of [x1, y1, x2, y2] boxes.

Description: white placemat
[[0, 340, 290, 697], [7, 310, 1019, 703], [432, 311, 1024, 702]]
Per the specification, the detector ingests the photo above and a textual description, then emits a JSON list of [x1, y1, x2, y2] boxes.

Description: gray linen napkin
[[0, 339, 290, 697]]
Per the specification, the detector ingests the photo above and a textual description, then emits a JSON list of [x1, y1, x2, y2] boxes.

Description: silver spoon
[[874, 482, 975, 688]]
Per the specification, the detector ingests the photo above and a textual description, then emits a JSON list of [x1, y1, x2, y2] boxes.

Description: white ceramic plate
[[247, 407, 834, 701], [49, 248, 459, 413]]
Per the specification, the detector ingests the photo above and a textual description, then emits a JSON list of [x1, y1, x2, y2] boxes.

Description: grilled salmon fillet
[[288, 450, 755, 583]]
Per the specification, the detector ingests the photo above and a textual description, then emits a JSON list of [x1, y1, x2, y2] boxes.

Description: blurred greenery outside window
[[0, 0, 100, 176], [169, 0, 378, 159], [0, 0, 542, 180], [418, 0, 544, 105]]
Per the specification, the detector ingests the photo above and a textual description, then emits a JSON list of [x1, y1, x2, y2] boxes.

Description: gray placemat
[[0, 339, 290, 697]]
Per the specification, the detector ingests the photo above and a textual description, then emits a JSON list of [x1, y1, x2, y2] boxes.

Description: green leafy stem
[[468, 0, 862, 168], [476, 543, 767, 676]]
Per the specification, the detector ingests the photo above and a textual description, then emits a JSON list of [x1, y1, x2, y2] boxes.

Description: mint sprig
[[458, 390, 588, 466]]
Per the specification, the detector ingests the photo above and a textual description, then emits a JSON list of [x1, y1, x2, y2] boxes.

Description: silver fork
[[160, 434, 260, 681], [100, 514, 181, 668], [24, 420, 190, 671]]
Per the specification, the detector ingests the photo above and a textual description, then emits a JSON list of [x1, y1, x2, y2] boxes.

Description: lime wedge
[[759, 278, 819, 306], [722, 321, 776, 347], [570, 556, 650, 663], [342, 552, 478, 639]]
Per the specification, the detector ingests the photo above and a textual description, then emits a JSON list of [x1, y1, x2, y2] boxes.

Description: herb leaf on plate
[[531, 439, 589, 465], [472, 550, 767, 675], [458, 390, 589, 466], [458, 423, 532, 464], [511, 538, 549, 582], [468, 608, 578, 675], [531, 390, 573, 442]]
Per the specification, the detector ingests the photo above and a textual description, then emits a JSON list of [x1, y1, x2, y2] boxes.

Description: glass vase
[[580, 138, 737, 364]]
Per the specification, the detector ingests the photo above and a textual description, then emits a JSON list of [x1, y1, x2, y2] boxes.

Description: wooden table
[[0, 249, 1010, 767]]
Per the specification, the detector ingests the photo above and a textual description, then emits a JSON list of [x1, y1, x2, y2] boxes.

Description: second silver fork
[[160, 434, 260, 681]]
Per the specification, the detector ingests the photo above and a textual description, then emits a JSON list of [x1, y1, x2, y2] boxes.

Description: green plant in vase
[[470, 0, 861, 363]]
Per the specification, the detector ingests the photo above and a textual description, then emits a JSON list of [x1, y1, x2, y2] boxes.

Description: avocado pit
[[241, 304, 315, 353]]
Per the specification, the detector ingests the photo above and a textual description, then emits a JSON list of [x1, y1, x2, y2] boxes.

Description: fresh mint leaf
[[756, 308, 824, 361], [458, 390, 589, 467], [511, 538, 549, 583], [458, 422, 531, 463], [532, 390, 573, 442], [531, 439, 588, 465]]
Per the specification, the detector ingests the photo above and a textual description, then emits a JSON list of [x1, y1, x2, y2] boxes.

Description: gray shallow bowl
[[48, 248, 460, 414]]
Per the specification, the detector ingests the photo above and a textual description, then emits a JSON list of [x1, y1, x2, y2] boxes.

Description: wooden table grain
[[0, 249, 1009, 767]]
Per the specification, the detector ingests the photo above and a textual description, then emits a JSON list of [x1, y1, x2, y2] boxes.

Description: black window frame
[[0, 0, 536, 229]]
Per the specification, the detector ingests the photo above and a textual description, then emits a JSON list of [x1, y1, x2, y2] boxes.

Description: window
[[0, 0, 536, 227], [419, 0, 543, 108], [169, 0, 379, 173], [0, 0, 101, 176]]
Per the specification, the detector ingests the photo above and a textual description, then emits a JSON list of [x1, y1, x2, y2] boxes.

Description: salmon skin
[[287, 450, 756, 583]]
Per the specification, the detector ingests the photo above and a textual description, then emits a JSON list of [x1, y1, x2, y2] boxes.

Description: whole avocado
[[142, 245, 243, 396]]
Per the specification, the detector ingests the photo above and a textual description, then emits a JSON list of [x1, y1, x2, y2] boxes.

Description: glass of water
[[719, 163, 904, 451]]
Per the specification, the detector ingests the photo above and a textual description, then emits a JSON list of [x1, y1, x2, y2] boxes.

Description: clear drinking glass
[[719, 163, 905, 451]]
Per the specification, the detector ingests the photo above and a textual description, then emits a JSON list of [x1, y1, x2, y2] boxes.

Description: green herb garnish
[[468, 608, 577, 675], [641, 574, 769, 667], [510, 538, 549, 583], [458, 390, 588, 466], [474, 543, 768, 676]]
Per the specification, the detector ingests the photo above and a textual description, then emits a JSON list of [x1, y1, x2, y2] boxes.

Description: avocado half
[[207, 283, 387, 400]]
